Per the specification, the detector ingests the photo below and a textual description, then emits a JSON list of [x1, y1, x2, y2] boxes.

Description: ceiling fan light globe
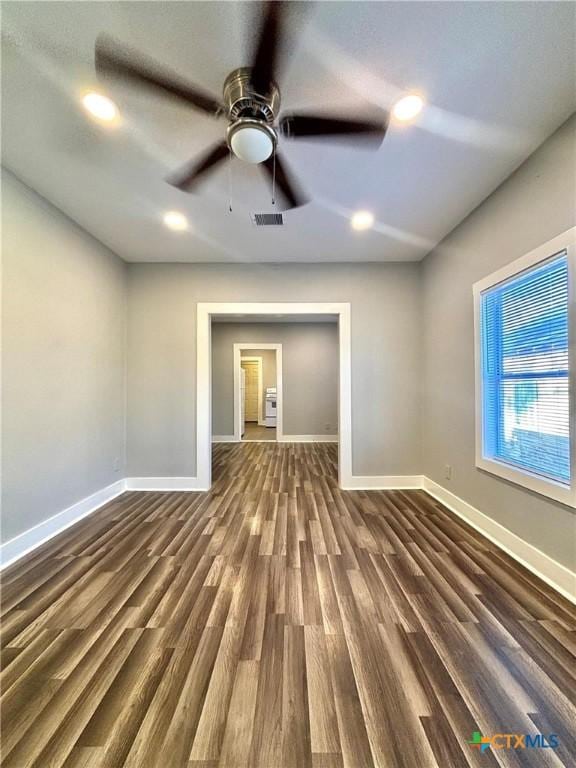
[[230, 125, 274, 164]]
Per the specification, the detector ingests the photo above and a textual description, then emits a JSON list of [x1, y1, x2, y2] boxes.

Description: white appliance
[[265, 387, 277, 428]]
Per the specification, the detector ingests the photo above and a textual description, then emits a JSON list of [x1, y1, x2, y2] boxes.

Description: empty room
[[1, 1, 575, 766]]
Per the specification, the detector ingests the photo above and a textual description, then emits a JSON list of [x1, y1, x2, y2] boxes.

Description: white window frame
[[473, 227, 576, 508]]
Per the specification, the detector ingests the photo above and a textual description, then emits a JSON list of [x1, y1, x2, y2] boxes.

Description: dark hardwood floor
[[1, 443, 575, 767]]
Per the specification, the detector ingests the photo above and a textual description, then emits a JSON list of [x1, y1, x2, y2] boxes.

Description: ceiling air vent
[[251, 213, 284, 227]]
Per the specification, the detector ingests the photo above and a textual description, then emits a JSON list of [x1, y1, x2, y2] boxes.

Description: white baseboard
[[124, 477, 208, 491], [0, 479, 126, 570], [342, 475, 424, 490], [212, 435, 237, 443], [422, 477, 576, 605], [3, 470, 573, 605], [278, 435, 339, 443]]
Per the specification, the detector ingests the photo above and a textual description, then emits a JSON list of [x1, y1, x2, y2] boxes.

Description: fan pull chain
[[228, 148, 233, 212], [271, 147, 276, 206]]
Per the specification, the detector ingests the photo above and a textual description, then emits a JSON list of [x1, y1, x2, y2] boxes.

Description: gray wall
[[1, 171, 127, 543], [212, 323, 338, 436], [421, 115, 576, 570], [6, 117, 574, 572], [126, 263, 421, 477]]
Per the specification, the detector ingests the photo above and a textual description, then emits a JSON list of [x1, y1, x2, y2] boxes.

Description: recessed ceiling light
[[163, 211, 189, 231], [82, 92, 118, 122], [392, 94, 424, 123], [351, 211, 374, 231]]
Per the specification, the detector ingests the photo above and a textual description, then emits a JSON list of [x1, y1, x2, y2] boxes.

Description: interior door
[[241, 360, 259, 422]]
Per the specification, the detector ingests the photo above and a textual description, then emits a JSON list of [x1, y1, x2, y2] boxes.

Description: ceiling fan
[[95, 2, 388, 210]]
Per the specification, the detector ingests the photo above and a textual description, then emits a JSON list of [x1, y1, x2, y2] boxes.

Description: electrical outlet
[[113, 457, 121, 473], [444, 464, 452, 480]]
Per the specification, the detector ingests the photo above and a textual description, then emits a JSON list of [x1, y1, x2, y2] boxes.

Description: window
[[474, 230, 575, 507]]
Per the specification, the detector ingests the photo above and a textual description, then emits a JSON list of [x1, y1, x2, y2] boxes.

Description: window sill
[[476, 455, 575, 507]]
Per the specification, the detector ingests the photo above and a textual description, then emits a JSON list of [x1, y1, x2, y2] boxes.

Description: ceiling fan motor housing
[[224, 67, 280, 123], [224, 67, 280, 162]]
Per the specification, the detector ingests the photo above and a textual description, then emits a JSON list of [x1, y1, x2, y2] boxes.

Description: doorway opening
[[241, 357, 267, 440], [238, 346, 281, 442], [198, 302, 352, 490]]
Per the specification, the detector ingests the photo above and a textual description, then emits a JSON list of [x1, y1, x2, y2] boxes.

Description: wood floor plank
[[249, 612, 284, 767], [304, 625, 341, 756], [1, 442, 574, 767], [325, 633, 374, 768], [218, 659, 259, 767], [3, 628, 142, 767], [282, 624, 312, 768]]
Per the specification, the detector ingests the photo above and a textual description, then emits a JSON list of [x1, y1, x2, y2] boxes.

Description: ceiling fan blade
[[261, 153, 308, 209], [280, 112, 388, 145], [95, 35, 224, 117], [250, 2, 288, 95], [167, 141, 229, 191]]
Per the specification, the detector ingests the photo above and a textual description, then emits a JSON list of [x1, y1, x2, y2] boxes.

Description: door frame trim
[[239, 355, 265, 427], [197, 302, 351, 489], [235, 346, 282, 440]]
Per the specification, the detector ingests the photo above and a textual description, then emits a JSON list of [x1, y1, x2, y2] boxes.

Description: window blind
[[480, 251, 570, 484]]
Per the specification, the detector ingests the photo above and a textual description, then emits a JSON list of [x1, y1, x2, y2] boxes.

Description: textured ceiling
[[2, 1, 575, 263]]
